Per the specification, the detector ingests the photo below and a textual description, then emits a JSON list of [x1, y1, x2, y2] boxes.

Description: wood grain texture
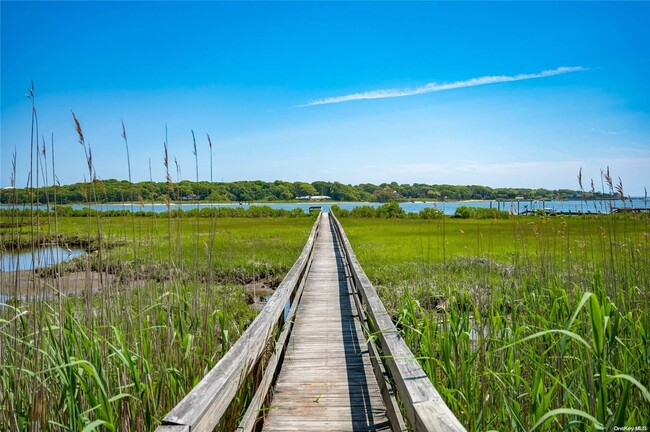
[[331, 213, 467, 432], [236, 247, 315, 432], [262, 214, 390, 431], [154, 427, 190, 432], [155, 214, 322, 432], [156, 212, 465, 432]]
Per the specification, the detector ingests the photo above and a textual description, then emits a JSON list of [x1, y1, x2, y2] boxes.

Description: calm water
[[1, 246, 85, 272], [1, 198, 647, 215]]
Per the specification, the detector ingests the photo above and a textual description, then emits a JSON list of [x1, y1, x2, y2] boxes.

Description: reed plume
[[577, 166, 583, 192], [207, 133, 213, 183], [616, 177, 625, 206]]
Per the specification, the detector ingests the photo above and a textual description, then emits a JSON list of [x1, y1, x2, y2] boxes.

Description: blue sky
[[2, 1, 649, 194]]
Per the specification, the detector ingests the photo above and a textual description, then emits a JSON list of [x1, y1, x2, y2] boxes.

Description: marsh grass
[[2, 87, 646, 431], [0, 212, 314, 430], [0, 101, 315, 430], [340, 213, 649, 431]]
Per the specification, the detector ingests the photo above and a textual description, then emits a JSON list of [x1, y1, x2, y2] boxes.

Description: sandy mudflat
[[1, 270, 277, 312], [0, 270, 116, 299]]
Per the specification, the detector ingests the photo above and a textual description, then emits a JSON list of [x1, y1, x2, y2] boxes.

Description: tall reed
[[0, 91, 314, 431], [339, 202, 649, 431]]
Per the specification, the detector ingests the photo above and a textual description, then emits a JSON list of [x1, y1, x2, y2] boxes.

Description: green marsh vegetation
[[1, 86, 646, 431], [338, 196, 649, 430], [0, 213, 313, 431], [0, 91, 315, 431]]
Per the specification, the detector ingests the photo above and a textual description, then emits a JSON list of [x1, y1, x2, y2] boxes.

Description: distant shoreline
[[1, 196, 645, 208], [66, 197, 650, 206]]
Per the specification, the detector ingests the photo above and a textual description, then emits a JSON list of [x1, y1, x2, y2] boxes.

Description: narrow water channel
[[1, 246, 85, 272]]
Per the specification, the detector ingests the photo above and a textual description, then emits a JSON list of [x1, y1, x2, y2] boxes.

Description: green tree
[[376, 201, 405, 218], [373, 187, 400, 202], [293, 182, 318, 197]]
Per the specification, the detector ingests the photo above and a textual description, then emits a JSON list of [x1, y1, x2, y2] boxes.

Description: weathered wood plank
[[158, 211, 464, 432], [263, 420, 391, 432], [331, 213, 466, 432], [154, 214, 322, 432], [269, 396, 386, 405], [154, 427, 190, 432], [272, 389, 384, 399], [262, 214, 389, 431], [236, 245, 315, 432]]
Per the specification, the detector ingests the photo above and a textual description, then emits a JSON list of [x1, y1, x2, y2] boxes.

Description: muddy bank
[[0, 269, 279, 312], [245, 280, 276, 311], [0, 270, 116, 299]]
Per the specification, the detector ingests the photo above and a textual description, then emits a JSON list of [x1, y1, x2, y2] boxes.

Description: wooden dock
[[262, 213, 390, 431], [156, 212, 465, 432]]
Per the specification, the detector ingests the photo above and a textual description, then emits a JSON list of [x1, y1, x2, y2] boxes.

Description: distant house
[[296, 195, 332, 201]]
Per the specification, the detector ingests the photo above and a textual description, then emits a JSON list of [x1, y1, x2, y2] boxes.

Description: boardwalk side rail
[[330, 213, 467, 432], [155, 212, 322, 432]]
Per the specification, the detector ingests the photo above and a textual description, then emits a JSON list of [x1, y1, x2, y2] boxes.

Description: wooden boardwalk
[[262, 213, 390, 431], [155, 211, 465, 432]]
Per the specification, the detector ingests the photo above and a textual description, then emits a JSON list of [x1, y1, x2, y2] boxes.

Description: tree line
[[331, 203, 510, 219], [0, 205, 310, 219], [0, 179, 594, 205]]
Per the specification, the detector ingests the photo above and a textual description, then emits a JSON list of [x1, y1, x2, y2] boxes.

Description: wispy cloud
[[299, 66, 587, 107]]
